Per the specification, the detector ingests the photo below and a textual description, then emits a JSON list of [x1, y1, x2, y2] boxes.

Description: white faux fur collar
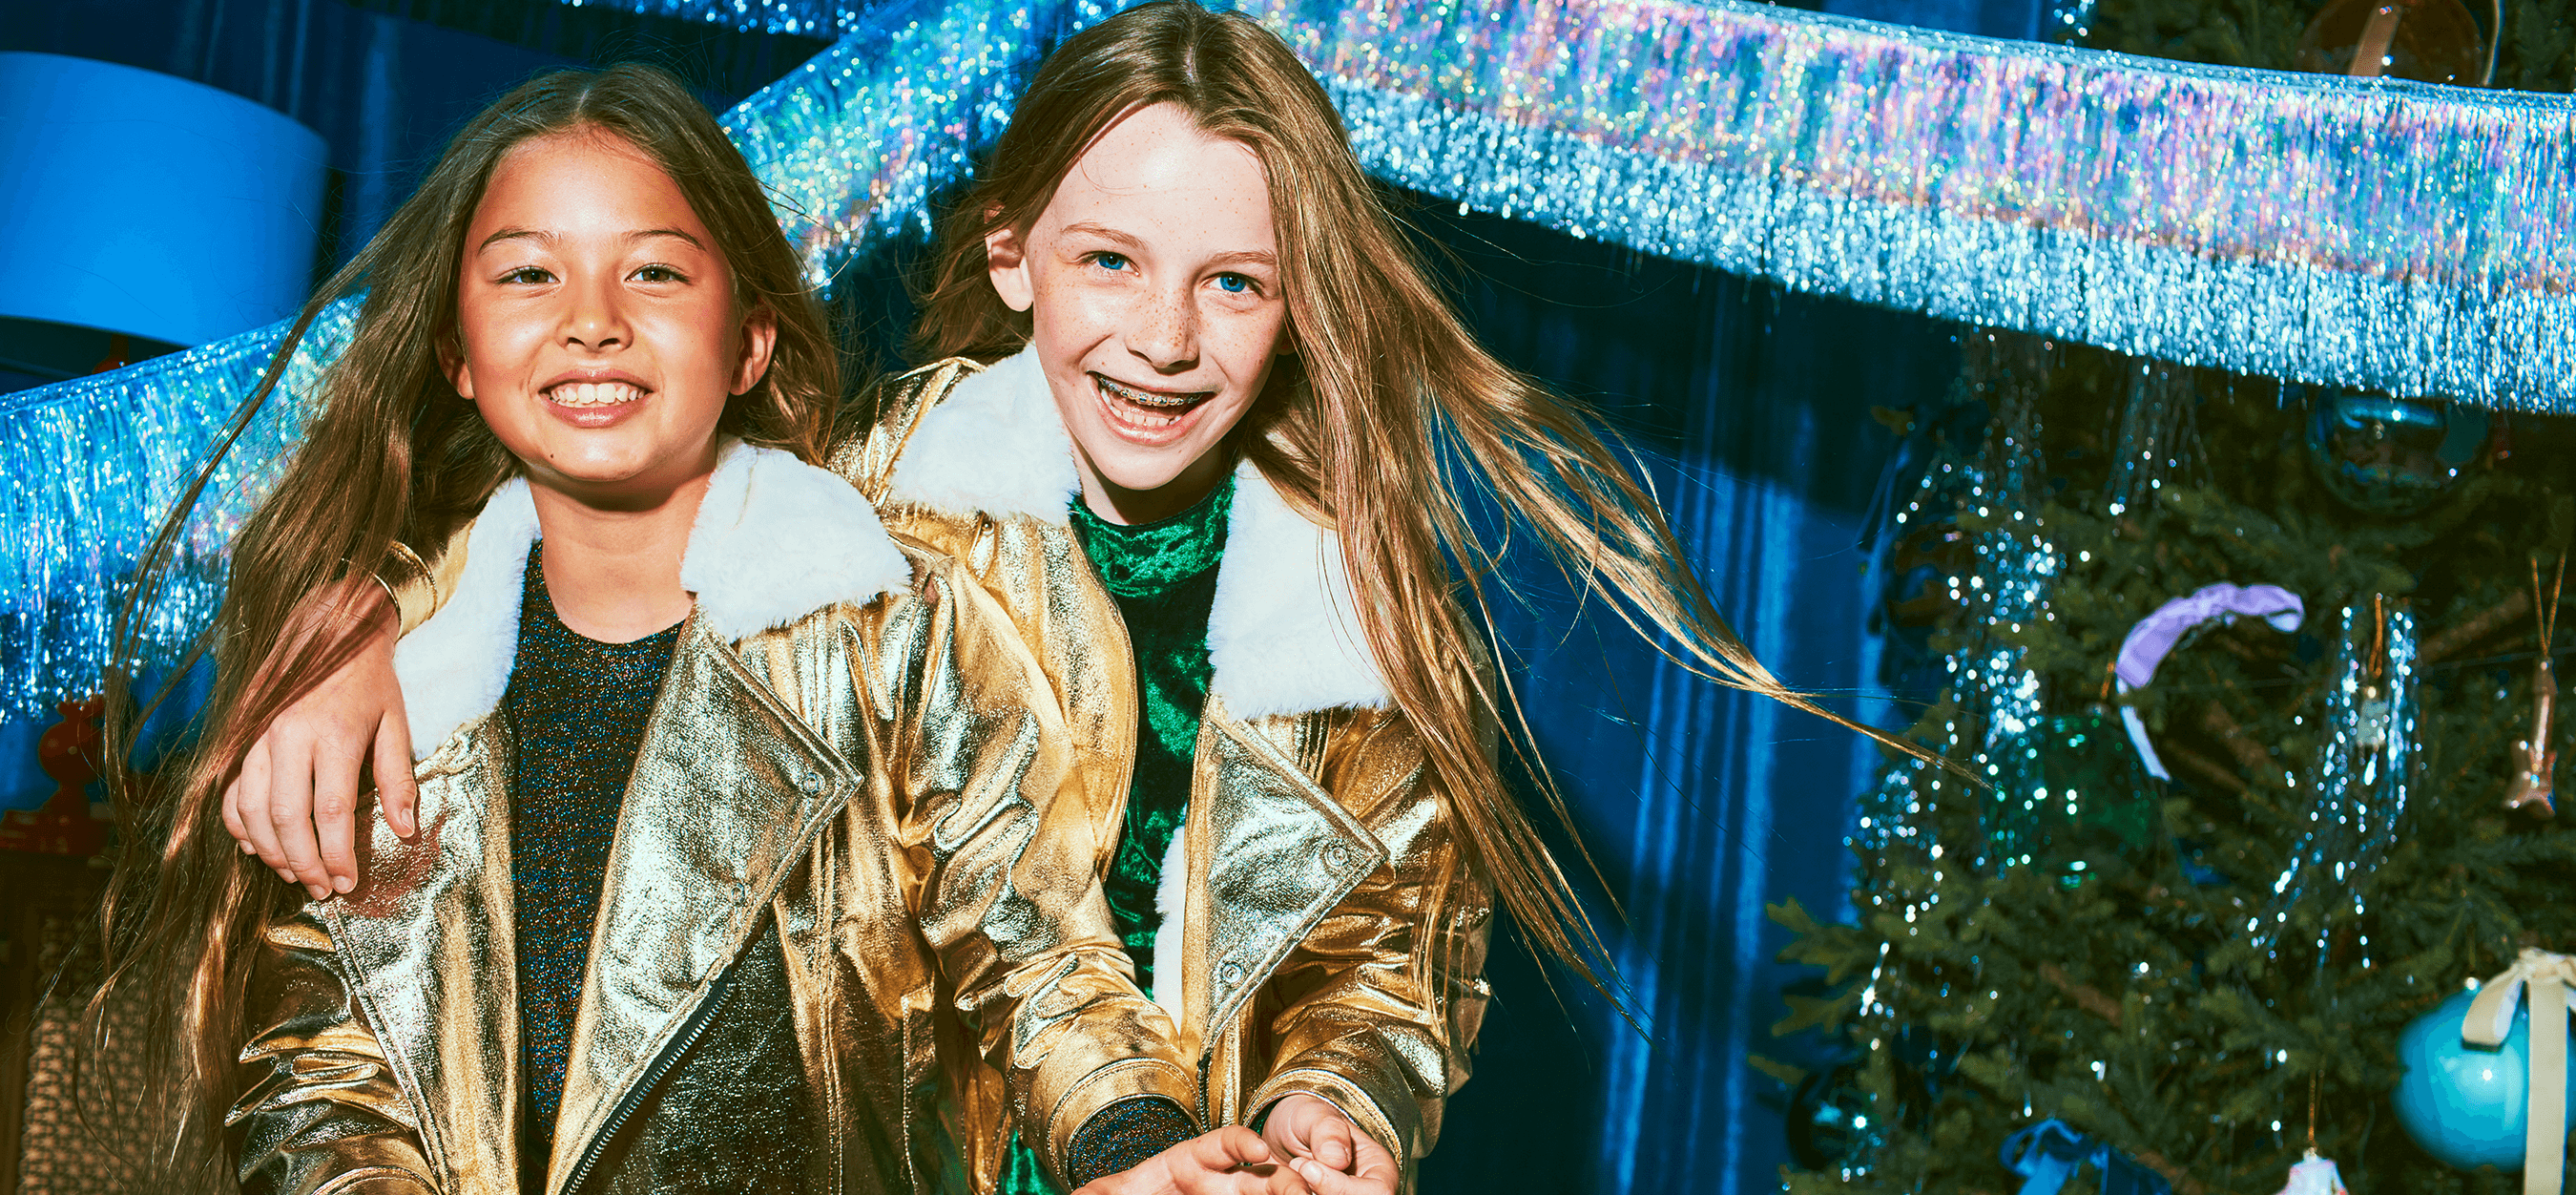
[[884, 346, 1389, 719], [392, 440, 910, 760]]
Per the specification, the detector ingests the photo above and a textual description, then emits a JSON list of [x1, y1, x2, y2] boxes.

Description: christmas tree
[[1773, 7, 2576, 1188]]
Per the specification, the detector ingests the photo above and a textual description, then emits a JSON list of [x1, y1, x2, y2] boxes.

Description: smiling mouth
[[1092, 373, 1214, 429], [546, 381, 650, 409]]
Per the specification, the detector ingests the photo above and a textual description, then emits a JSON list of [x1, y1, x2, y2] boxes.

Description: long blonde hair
[[915, 1, 1902, 990], [90, 63, 837, 1192]]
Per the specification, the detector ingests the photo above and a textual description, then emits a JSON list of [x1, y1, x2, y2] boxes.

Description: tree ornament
[[1998, 1119, 2173, 1195], [2504, 556, 2565, 817], [1984, 711, 2160, 885], [2294, 0, 2493, 85], [2263, 602, 2417, 949], [2393, 972, 2576, 1175], [2112, 582, 2305, 780], [2275, 1150, 2349, 1195], [2301, 391, 2490, 517], [1785, 1060, 1883, 1171]]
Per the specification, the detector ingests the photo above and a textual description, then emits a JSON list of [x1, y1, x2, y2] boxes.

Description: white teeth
[[549, 381, 644, 408], [1096, 374, 1210, 412]]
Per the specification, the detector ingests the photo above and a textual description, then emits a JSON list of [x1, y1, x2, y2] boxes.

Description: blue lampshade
[[0, 52, 326, 347]]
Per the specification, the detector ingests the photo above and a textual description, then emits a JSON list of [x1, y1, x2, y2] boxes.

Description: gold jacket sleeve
[[1244, 707, 1496, 1181], [851, 552, 1198, 1190], [230, 908, 439, 1195]]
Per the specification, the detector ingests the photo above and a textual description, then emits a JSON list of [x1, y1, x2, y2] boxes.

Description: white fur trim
[[1153, 824, 1190, 1024], [884, 347, 1387, 715], [1149, 826, 1191, 1025], [883, 346, 1080, 520], [394, 442, 908, 760], [394, 478, 538, 761], [1207, 461, 1391, 717], [681, 442, 911, 641]]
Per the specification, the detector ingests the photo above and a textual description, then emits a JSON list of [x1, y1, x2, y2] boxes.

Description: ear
[[437, 328, 475, 400], [986, 222, 1035, 313], [731, 304, 779, 396]]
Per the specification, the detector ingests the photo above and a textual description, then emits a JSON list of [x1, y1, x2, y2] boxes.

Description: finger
[[1310, 1115, 1353, 1172], [221, 775, 256, 852], [236, 740, 294, 880], [1206, 1125, 1273, 1170], [312, 739, 364, 894], [1292, 1160, 1393, 1195], [1176, 1167, 1278, 1195], [268, 734, 331, 900], [375, 707, 418, 840]]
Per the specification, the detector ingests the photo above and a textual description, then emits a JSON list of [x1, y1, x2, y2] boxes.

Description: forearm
[[1256, 853, 1497, 1165], [235, 915, 437, 1195]]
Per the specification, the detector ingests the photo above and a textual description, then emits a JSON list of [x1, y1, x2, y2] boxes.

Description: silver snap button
[[1323, 843, 1356, 871], [1219, 960, 1244, 985], [796, 768, 823, 794]]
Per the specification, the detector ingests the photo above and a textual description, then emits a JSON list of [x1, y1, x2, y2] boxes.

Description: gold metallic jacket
[[235, 443, 1176, 1195], [834, 351, 1496, 1191]]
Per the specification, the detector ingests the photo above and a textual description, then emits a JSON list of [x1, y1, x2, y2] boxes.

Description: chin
[[1093, 452, 1208, 496]]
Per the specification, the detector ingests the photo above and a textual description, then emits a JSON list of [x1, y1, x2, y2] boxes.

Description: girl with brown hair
[[223, 5, 1911, 1192], [92, 63, 1191, 1195]]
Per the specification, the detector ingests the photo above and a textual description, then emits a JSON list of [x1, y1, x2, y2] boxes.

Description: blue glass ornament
[[2302, 391, 2488, 517], [2394, 988, 2576, 1170]]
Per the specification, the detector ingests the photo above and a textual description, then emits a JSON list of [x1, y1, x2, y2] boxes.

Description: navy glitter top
[[501, 545, 683, 1158]]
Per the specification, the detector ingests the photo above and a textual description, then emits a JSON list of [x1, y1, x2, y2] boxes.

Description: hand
[[1260, 1095, 1397, 1195], [222, 579, 415, 900], [1070, 1126, 1281, 1195]]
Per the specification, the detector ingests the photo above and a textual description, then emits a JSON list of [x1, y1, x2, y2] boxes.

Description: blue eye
[[1094, 252, 1130, 271], [1215, 273, 1251, 294]]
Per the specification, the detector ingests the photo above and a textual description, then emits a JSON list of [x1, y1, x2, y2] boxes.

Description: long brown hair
[[916, 1, 1919, 994], [88, 63, 836, 1191]]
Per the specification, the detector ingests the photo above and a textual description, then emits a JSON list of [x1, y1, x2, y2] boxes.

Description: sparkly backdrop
[[5, 0, 2571, 719]]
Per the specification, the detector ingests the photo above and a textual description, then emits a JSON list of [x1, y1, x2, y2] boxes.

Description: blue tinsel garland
[[3, 0, 2569, 720]]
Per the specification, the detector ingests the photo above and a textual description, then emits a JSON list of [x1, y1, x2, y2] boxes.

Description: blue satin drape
[[1413, 211, 1958, 1192]]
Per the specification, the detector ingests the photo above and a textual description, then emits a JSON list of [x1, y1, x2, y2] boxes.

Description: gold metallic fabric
[[839, 363, 1495, 1191], [233, 545, 1178, 1195]]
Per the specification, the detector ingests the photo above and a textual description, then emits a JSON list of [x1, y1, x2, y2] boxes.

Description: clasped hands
[[1074, 1095, 1398, 1195]]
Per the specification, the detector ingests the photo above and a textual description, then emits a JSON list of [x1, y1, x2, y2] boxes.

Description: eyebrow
[[1058, 221, 1277, 270], [475, 226, 706, 252]]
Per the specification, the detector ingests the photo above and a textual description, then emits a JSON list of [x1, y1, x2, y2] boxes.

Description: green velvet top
[[997, 472, 1234, 1195], [1067, 472, 1234, 990]]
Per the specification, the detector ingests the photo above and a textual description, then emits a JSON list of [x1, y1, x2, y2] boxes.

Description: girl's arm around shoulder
[[849, 545, 1200, 1185], [233, 904, 439, 1195]]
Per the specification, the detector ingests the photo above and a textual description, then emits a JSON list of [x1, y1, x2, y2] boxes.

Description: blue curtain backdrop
[[1408, 210, 1957, 1192], [0, 2, 2005, 1188]]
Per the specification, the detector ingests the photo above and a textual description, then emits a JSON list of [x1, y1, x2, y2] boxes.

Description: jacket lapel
[[543, 618, 859, 1192], [1176, 696, 1386, 1053]]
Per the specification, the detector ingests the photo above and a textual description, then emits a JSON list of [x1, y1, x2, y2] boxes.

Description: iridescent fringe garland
[[5, 0, 2572, 721], [741, 0, 2576, 407], [559, 0, 883, 38], [0, 303, 356, 723]]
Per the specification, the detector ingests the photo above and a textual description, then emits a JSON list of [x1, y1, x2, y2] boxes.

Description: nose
[[560, 270, 629, 353], [1127, 282, 1197, 373]]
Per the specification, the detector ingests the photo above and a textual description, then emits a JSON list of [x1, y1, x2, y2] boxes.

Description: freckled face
[[987, 102, 1287, 521], [445, 129, 775, 506]]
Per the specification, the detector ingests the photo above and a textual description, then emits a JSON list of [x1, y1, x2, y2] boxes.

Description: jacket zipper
[[555, 957, 743, 1195]]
